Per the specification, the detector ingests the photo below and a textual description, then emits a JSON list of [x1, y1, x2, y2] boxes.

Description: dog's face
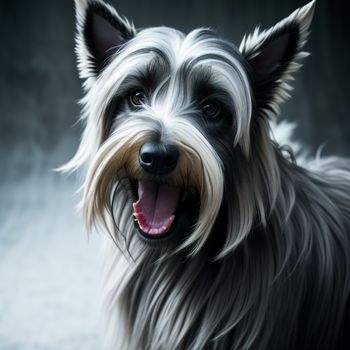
[[65, 0, 315, 256]]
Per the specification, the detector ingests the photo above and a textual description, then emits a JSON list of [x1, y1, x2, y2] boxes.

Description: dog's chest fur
[[106, 159, 350, 350]]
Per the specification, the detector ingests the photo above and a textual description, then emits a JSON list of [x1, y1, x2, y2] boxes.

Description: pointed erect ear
[[240, 1, 316, 117], [75, 0, 136, 79]]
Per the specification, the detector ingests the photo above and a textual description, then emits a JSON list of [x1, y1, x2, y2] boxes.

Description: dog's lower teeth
[[132, 212, 175, 236]]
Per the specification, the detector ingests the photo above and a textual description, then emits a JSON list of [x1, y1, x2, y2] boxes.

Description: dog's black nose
[[139, 142, 179, 175]]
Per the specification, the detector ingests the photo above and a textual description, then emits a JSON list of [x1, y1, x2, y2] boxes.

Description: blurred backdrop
[[0, 0, 349, 349]]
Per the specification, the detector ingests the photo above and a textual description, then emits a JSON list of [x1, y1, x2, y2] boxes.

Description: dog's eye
[[129, 90, 146, 107], [201, 101, 221, 118]]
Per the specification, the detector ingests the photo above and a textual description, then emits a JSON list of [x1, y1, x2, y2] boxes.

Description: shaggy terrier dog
[[63, 0, 350, 348]]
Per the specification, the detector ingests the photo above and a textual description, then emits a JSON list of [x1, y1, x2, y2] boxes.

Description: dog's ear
[[75, 0, 136, 79], [240, 1, 316, 117]]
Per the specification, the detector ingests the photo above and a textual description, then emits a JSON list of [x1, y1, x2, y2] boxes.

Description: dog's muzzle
[[133, 142, 184, 238]]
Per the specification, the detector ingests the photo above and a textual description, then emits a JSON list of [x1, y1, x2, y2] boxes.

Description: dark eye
[[201, 100, 221, 118], [129, 90, 146, 107]]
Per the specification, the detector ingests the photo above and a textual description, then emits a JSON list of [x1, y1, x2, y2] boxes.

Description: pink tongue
[[133, 181, 181, 235]]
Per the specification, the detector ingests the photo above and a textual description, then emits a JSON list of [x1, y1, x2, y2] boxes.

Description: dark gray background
[[0, 0, 349, 349]]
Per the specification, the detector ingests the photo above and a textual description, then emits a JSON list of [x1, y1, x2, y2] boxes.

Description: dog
[[62, 0, 350, 348]]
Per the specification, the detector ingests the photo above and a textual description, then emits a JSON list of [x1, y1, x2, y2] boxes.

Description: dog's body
[[64, 1, 350, 349]]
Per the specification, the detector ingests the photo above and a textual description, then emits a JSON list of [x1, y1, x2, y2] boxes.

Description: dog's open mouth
[[132, 181, 181, 238]]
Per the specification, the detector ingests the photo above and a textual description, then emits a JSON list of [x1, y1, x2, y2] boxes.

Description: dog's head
[[64, 0, 315, 257]]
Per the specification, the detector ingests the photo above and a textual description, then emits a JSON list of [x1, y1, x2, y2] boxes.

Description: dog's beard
[[79, 112, 281, 259], [81, 114, 224, 255]]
